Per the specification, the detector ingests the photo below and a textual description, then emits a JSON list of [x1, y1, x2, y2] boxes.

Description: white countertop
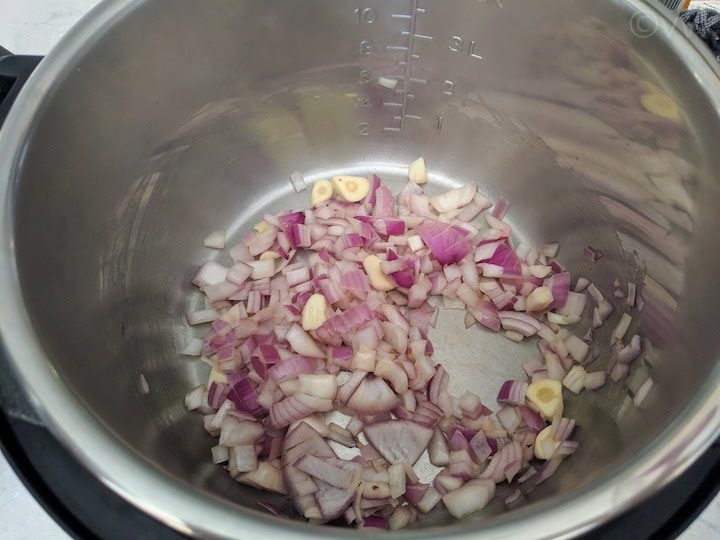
[[0, 1, 718, 538]]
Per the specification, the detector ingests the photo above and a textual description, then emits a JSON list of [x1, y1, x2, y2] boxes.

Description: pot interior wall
[[10, 0, 720, 532]]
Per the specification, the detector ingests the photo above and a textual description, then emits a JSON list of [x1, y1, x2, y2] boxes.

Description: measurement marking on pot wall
[[359, 69, 372, 84], [401, 32, 433, 41], [354, 7, 376, 24], [448, 35, 483, 59], [383, 0, 428, 133]]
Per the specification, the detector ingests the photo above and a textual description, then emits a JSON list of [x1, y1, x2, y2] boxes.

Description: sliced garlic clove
[[526, 379, 564, 419], [331, 175, 370, 202], [311, 179, 333, 206]]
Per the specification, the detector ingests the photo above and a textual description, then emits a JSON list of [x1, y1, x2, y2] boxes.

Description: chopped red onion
[[269, 356, 323, 383], [402, 483, 429, 506], [518, 405, 546, 433], [469, 430, 493, 463], [583, 246, 603, 262], [416, 221, 472, 265], [549, 416, 576, 442], [545, 272, 570, 309], [496, 406, 522, 435], [322, 303, 375, 338], [491, 197, 510, 220], [496, 380, 529, 405], [617, 334, 642, 364], [184, 173, 650, 530], [534, 454, 565, 485]]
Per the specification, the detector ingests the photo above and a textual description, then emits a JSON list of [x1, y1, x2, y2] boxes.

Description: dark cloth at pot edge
[[680, 8, 720, 57]]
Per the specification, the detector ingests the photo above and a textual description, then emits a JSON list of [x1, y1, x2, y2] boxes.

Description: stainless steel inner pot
[[1, 0, 719, 538]]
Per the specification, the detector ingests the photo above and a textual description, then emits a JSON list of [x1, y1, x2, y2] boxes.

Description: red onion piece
[[257, 500, 288, 517], [416, 221, 472, 265], [518, 406, 546, 433], [496, 406, 521, 435], [545, 272, 570, 309], [227, 377, 264, 416], [403, 482, 429, 506], [469, 430, 493, 463], [361, 515, 389, 529], [269, 355, 324, 383], [321, 303, 375, 338], [491, 197, 510, 219], [496, 380, 529, 405]]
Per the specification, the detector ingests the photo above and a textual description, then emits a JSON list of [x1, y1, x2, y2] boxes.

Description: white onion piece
[[564, 334, 589, 363], [228, 445, 258, 475], [633, 377, 654, 406], [584, 371, 607, 390], [299, 374, 338, 399], [285, 323, 326, 358], [184, 385, 205, 411], [611, 313, 633, 345], [203, 229, 226, 249], [374, 358, 409, 394], [295, 455, 355, 489], [442, 479, 495, 518], [416, 486, 443, 513], [193, 261, 229, 287], [186, 309, 218, 326], [427, 427, 450, 467], [180, 337, 204, 356], [290, 170, 306, 192], [429, 184, 477, 213], [348, 377, 399, 415], [363, 420, 433, 465]]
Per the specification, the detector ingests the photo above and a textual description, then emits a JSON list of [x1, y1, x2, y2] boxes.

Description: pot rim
[[0, 0, 718, 538]]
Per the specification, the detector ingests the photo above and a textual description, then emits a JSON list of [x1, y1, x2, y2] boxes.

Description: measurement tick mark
[[401, 32, 433, 41]]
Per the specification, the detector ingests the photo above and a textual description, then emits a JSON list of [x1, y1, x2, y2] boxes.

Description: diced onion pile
[[183, 162, 646, 529]]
